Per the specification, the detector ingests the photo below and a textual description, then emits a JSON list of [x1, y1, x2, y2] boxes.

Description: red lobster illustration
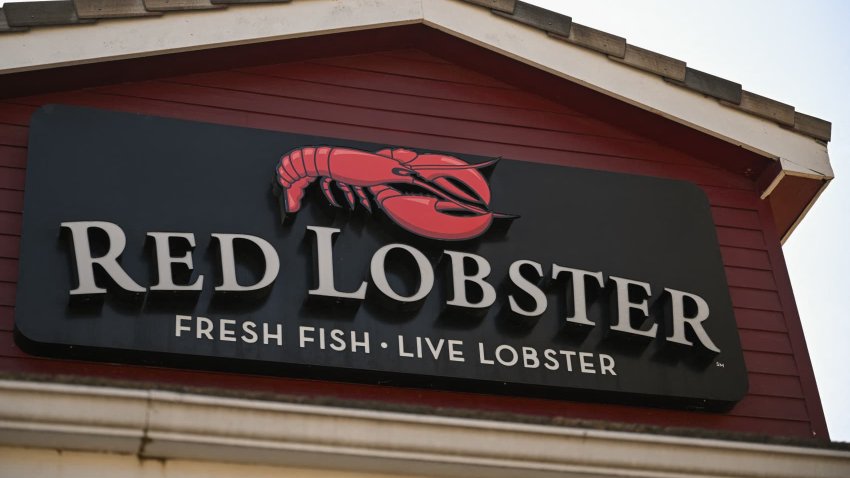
[[275, 146, 513, 240]]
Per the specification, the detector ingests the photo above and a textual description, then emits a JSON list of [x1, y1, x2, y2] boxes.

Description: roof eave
[[0, 0, 833, 238]]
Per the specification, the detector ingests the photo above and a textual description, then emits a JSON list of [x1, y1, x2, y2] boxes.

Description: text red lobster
[[275, 146, 512, 240]]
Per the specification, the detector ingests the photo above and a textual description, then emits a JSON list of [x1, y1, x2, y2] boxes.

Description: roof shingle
[[73, 0, 162, 19], [4, 0, 94, 27], [492, 0, 571, 37], [0, 8, 28, 32], [143, 0, 225, 11], [611, 43, 687, 81]]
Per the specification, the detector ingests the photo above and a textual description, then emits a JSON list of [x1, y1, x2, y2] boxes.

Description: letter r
[[61, 221, 145, 295]]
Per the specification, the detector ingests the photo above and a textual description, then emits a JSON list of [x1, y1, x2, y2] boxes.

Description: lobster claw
[[409, 154, 495, 206], [376, 149, 494, 206], [369, 186, 493, 241]]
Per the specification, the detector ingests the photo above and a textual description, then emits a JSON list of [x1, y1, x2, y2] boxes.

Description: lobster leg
[[320, 177, 341, 208], [337, 182, 357, 209], [354, 186, 372, 212]]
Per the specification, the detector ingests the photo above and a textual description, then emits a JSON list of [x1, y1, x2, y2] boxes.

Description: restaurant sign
[[15, 105, 748, 409]]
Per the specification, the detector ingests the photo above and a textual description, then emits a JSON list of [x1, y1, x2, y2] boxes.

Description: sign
[[15, 105, 748, 409]]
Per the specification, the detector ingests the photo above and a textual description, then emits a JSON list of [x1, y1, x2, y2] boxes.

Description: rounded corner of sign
[[727, 374, 750, 404], [12, 319, 52, 351], [30, 103, 61, 122], [677, 180, 712, 207]]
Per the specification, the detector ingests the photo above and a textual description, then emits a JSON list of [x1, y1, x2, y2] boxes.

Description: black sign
[[15, 105, 747, 409]]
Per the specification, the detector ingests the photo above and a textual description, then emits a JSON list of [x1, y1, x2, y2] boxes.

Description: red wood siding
[[0, 48, 827, 440]]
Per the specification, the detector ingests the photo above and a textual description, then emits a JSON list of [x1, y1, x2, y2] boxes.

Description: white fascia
[[0, 0, 832, 182], [0, 0, 424, 71], [1, 380, 849, 478]]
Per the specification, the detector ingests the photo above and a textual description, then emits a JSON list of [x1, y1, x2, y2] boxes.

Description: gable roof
[[0, 0, 833, 240]]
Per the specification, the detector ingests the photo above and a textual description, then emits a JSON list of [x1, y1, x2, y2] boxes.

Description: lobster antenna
[[410, 158, 500, 170]]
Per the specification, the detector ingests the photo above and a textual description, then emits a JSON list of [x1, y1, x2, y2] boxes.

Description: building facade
[[0, 1, 848, 476]]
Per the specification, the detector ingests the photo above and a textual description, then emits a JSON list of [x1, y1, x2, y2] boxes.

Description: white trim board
[[0, 380, 849, 478]]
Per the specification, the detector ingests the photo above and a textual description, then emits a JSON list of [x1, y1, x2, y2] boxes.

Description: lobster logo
[[275, 146, 514, 241]]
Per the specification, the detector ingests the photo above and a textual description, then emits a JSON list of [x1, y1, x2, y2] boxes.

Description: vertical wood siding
[[0, 49, 826, 439]]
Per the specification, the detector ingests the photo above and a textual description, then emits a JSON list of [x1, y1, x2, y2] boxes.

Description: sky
[[2, 0, 849, 441], [526, 0, 850, 441]]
